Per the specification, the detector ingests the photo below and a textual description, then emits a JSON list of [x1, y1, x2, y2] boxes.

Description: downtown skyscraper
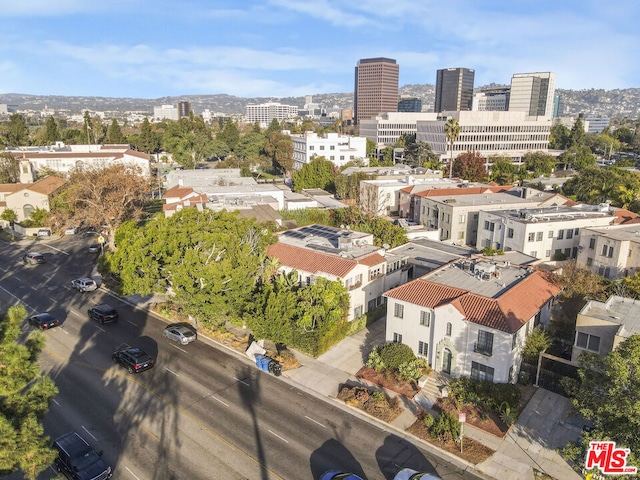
[[354, 57, 399, 125]]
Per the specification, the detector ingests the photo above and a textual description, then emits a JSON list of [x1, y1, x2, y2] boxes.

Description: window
[[484, 221, 494, 231], [369, 266, 383, 280], [420, 311, 431, 327], [528, 232, 535, 242], [393, 332, 403, 343], [576, 332, 600, 352], [536, 231, 543, 241], [512, 333, 518, 350], [459, 215, 466, 223], [458, 231, 464, 240], [608, 246, 614, 258], [340, 155, 345, 160], [564, 248, 570, 257], [474, 330, 494, 356], [587, 257, 593, 266], [330, 156, 335, 160], [330, 145, 335, 150], [589, 238, 596, 249], [545, 250, 551, 258], [507, 228, 514, 238], [418, 341, 428, 356], [558, 230, 564, 240], [446, 322, 452, 336], [471, 361, 494, 382], [530, 251, 538, 258], [566, 229, 574, 239], [548, 230, 554, 238], [353, 305, 363, 318], [319, 145, 325, 150], [602, 245, 608, 256], [394, 303, 404, 318], [309, 146, 314, 150]]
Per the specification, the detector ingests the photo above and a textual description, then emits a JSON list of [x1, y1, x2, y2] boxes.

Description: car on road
[[52, 431, 112, 480], [28, 312, 60, 330], [64, 226, 78, 235], [22, 252, 46, 265], [320, 471, 364, 480], [393, 468, 442, 480], [88, 304, 118, 324], [112, 343, 155, 373], [71, 277, 98, 292], [163, 322, 197, 345], [88, 244, 100, 253]]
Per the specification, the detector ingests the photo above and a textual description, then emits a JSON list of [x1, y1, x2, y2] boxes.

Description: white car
[[64, 226, 78, 235], [71, 277, 98, 292], [163, 323, 197, 345], [393, 468, 442, 480]]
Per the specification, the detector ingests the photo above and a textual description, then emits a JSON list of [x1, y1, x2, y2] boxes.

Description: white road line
[[42, 244, 70, 255], [52, 398, 60, 406], [94, 325, 106, 333], [125, 466, 142, 480], [305, 415, 327, 428], [126, 320, 138, 326], [234, 377, 249, 386], [164, 367, 179, 377], [170, 344, 188, 353], [268, 430, 289, 444], [0, 284, 37, 312], [211, 395, 229, 407], [81, 426, 98, 441], [48, 297, 57, 302]]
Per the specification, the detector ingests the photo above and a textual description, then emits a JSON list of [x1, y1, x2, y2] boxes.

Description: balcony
[[473, 342, 493, 357], [347, 281, 362, 291]]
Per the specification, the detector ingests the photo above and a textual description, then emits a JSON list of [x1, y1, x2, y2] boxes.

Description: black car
[[52, 431, 112, 480], [88, 304, 118, 324], [112, 343, 155, 373], [28, 312, 60, 330]]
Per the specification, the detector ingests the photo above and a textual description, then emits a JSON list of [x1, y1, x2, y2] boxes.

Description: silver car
[[393, 468, 442, 480], [163, 323, 197, 345], [71, 277, 98, 292]]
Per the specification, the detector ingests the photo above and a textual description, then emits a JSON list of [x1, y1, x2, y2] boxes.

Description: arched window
[[23, 204, 34, 219], [446, 322, 452, 336]]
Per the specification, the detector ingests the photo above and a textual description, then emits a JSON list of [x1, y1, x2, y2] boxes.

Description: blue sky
[[0, 0, 638, 99]]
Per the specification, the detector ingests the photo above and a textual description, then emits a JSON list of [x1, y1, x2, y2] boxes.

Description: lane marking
[[52, 398, 60, 406], [268, 430, 289, 444], [0, 284, 38, 312], [164, 367, 179, 377], [125, 466, 142, 480], [41, 244, 70, 256], [94, 325, 106, 333], [126, 320, 138, 326], [305, 415, 327, 428], [234, 377, 249, 386], [81, 426, 98, 441], [211, 395, 229, 407], [170, 344, 188, 353]]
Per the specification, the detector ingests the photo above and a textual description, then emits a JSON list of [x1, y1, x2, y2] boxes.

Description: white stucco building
[[385, 259, 561, 383], [153, 105, 179, 121], [289, 131, 368, 170], [359, 112, 438, 147], [576, 223, 640, 279], [246, 103, 298, 127]]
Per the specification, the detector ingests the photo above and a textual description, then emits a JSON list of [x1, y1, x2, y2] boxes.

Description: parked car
[[52, 431, 112, 480], [163, 323, 197, 345], [88, 244, 100, 253], [22, 252, 46, 265], [320, 471, 364, 480], [112, 343, 155, 373], [37, 229, 51, 237], [88, 304, 118, 324], [393, 468, 442, 480], [71, 277, 98, 292], [64, 226, 78, 235], [28, 312, 60, 330]]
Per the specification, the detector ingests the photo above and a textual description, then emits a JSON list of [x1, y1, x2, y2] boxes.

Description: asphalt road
[[0, 234, 484, 480]]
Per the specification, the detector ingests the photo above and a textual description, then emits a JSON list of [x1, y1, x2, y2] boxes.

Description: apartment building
[[476, 205, 616, 261], [354, 58, 399, 124], [288, 131, 367, 170], [153, 104, 179, 121], [245, 102, 298, 127], [472, 88, 510, 111], [385, 259, 561, 383], [576, 224, 640, 279], [359, 112, 438, 147]]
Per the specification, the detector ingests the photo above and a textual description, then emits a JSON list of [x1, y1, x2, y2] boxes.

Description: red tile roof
[[385, 270, 561, 333], [357, 252, 386, 267], [164, 185, 196, 199], [25, 176, 66, 195], [266, 242, 358, 278], [613, 208, 640, 224]]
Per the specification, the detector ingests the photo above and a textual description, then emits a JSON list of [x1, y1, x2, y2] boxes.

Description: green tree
[[81, 111, 93, 144], [235, 131, 265, 162], [26, 208, 49, 227], [41, 116, 61, 145], [105, 119, 126, 144], [489, 156, 523, 185], [404, 139, 440, 169], [613, 126, 634, 145], [0, 152, 20, 183], [136, 118, 161, 154], [549, 123, 571, 150], [562, 334, 640, 470], [0, 208, 17, 223], [559, 145, 595, 171], [523, 151, 557, 177], [451, 151, 487, 182], [4, 113, 29, 146], [366, 138, 377, 163], [217, 120, 240, 152], [569, 118, 586, 147], [163, 117, 215, 169], [444, 117, 461, 179], [264, 118, 281, 136], [292, 156, 336, 192], [0, 304, 59, 479], [264, 131, 294, 178], [521, 327, 552, 363]]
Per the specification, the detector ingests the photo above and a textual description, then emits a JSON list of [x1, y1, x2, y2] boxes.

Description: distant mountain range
[[2, 85, 640, 119]]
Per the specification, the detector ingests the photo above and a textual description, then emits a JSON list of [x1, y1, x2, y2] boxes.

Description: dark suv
[[52, 431, 112, 480], [112, 343, 155, 373], [88, 305, 118, 324]]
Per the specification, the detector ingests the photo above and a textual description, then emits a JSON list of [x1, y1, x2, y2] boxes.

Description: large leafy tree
[[489, 156, 525, 185], [549, 123, 571, 150], [41, 116, 61, 145], [563, 334, 640, 471], [163, 116, 215, 169], [234, 131, 265, 163], [569, 118, 586, 147], [3, 114, 29, 147], [523, 151, 557, 177], [562, 167, 640, 208], [0, 305, 58, 479], [107, 208, 277, 326], [0, 152, 20, 183], [292, 156, 336, 192], [135, 118, 161, 154], [264, 130, 293, 177], [559, 145, 596, 171], [217, 119, 240, 152], [451, 151, 487, 182], [404, 136, 440, 169], [49, 164, 151, 249]]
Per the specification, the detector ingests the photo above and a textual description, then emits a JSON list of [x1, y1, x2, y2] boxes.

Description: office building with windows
[[398, 96, 423, 112], [359, 112, 438, 147], [177, 101, 192, 118], [508, 72, 556, 118], [434, 68, 475, 113], [354, 58, 399, 124], [472, 88, 510, 111], [246, 102, 299, 127], [288, 131, 367, 170]]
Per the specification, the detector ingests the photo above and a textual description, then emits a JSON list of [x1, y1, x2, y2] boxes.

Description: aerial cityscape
[[1, 2, 640, 480]]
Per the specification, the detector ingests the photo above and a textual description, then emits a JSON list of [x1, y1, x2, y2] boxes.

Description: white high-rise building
[[153, 105, 179, 121], [508, 72, 556, 118], [246, 103, 298, 127]]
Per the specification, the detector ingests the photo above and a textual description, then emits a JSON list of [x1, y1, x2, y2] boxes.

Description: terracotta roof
[[415, 186, 512, 197], [164, 185, 196, 199], [124, 149, 151, 160], [25, 176, 66, 195], [266, 242, 357, 278], [385, 270, 561, 333], [613, 208, 640, 224], [357, 252, 386, 267], [0, 183, 24, 194]]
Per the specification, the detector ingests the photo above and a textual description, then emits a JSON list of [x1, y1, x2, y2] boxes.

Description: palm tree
[[445, 117, 461, 179]]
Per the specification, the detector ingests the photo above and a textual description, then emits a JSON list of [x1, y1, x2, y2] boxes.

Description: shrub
[[422, 413, 434, 428], [448, 377, 520, 413], [431, 411, 461, 441], [397, 357, 429, 381], [499, 402, 518, 426], [365, 347, 385, 371], [378, 342, 416, 370]]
